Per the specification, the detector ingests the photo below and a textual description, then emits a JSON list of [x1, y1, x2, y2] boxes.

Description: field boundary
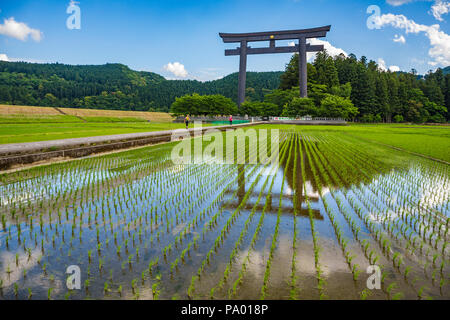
[[53, 107, 87, 122], [0, 122, 262, 170]]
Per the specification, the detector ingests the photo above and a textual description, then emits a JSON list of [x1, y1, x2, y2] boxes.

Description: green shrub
[[361, 114, 374, 123], [240, 101, 279, 116], [428, 114, 446, 123], [374, 114, 382, 123], [318, 94, 358, 119], [170, 93, 237, 116], [281, 97, 315, 117], [393, 115, 404, 123]]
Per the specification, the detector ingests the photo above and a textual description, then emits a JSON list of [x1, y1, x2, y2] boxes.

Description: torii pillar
[[219, 26, 331, 106]]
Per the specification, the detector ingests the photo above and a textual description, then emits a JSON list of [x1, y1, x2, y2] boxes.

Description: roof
[[219, 25, 331, 43]]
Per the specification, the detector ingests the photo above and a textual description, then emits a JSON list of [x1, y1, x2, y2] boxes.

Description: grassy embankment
[[0, 105, 185, 144]]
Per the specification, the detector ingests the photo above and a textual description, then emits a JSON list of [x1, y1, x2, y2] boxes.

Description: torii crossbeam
[[219, 25, 331, 106]]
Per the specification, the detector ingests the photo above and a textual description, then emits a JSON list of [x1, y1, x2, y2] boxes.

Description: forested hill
[[443, 66, 450, 75], [0, 61, 282, 112]]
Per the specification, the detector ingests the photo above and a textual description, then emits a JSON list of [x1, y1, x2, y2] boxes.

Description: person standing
[[229, 114, 233, 126], [185, 114, 190, 129]]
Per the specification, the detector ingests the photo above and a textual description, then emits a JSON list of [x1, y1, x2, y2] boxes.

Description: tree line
[[0, 56, 448, 123], [273, 52, 449, 122], [0, 61, 281, 112], [170, 52, 448, 122]]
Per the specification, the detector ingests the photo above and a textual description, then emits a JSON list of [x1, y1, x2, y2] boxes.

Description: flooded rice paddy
[[0, 128, 449, 300]]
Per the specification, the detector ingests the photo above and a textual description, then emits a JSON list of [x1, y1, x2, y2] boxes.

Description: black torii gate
[[219, 25, 331, 106]]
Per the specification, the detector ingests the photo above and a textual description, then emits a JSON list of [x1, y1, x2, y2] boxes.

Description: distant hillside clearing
[[0, 105, 173, 123]]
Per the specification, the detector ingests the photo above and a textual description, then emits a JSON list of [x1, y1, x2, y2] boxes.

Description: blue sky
[[0, 0, 449, 80]]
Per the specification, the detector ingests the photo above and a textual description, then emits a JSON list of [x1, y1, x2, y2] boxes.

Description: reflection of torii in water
[[283, 138, 322, 219], [230, 138, 324, 219], [227, 136, 374, 218]]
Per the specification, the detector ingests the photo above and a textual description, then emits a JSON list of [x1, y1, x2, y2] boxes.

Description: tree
[[281, 97, 316, 117], [308, 84, 328, 107], [445, 74, 450, 120], [0, 58, 448, 122], [387, 75, 400, 121], [330, 82, 352, 98], [264, 88, 298, 115], [259, 102, 279, 116], [313, 50, 339, 88], [245, 87, 258, 101], [43, 93, 58, 107], [276, 51, 449, 123], [204, 94, 238, 115], [239, 101, 279, 116], [0, 61, 282, 111], [423, 101, 447, 122], [278, 53, 317, 90], [361, 114, 374, 123], [374, 74, 390, 122], [393, 115, 404, 123], [240, 101, 260, 116], [170, 94, 237, 116], [350, 63, 376, 117], [406, 100, 428, 123], [334, 53, 357, 84], [318, 94, 358, 119]]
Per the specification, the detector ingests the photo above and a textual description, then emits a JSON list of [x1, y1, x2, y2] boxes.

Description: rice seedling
[[260, 136, 294, 300], [13, 283, 18, 297], [47, 288, 53, 300], [0, 127, 447, 300]]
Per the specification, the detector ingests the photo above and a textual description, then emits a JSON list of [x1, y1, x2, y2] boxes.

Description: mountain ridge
[[0, 61, 282, 111]]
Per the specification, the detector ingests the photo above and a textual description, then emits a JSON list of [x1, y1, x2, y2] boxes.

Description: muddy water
[[0, 131, 448, 300]]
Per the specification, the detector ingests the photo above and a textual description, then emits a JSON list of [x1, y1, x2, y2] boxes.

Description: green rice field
[[0, 125, 448, 300]]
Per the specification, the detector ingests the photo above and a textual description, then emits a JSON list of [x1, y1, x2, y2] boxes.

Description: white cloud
[[430, 1, 450, 21], [393, 34, 406, 44], [286, 40, 346, 61], [0, 54, 46, 63], [163, 62, 188, 78], [386, 0, 414, 6], [306, 38, 347, 61], [0, 53, 9, 61], [374, 13, 450, 66], [387, 0, 450, 21], [378, 58, 388, 71], [389, 65, 401, 72], [0, 17, 42, 41], [377, 58, 401, 72]]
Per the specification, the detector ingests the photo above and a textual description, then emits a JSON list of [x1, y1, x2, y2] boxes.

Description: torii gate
[[219, 25, 331, 106]]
